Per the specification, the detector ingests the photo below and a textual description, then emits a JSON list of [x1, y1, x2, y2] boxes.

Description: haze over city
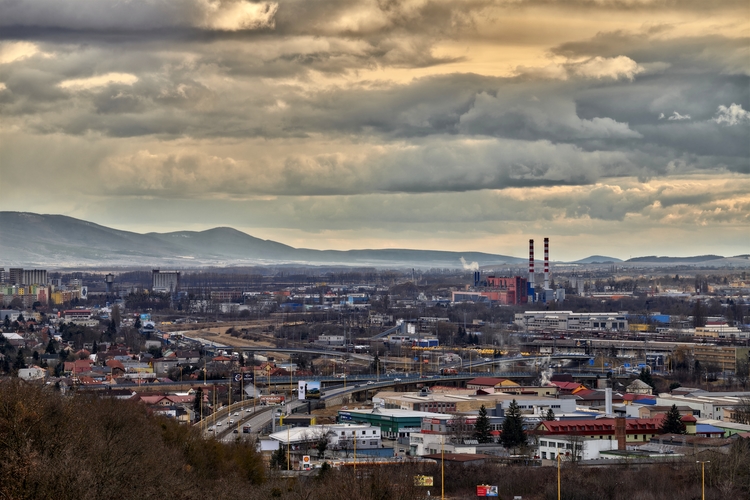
[[1, 1, 748, 261]]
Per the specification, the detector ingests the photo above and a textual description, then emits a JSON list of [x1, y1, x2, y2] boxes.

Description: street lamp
[[697, 461, 710, 500], [441, 434, 445, 500], [557, 451, 561, 500]]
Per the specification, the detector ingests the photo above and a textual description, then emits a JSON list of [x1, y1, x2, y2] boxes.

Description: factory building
[[515, 311, 628, 332], [151, 270, 180, 293], [455, 237, 561, 306], [485, 275, 528, 305]]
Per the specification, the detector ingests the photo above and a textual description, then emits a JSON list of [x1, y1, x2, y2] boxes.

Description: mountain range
[[1, 212, 747, 269]]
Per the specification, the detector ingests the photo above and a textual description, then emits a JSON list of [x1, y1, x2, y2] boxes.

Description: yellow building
[[693, 346, 750, 373]]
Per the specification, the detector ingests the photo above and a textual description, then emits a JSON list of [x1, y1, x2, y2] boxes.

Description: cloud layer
[[0, 0, 748, 260]]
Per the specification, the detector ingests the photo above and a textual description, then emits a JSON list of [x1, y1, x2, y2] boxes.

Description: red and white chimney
[[528, 239, 535, 287], [544, 237, 550, 290]]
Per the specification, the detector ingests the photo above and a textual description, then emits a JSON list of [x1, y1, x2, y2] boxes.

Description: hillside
[[0, 212, 523, 268]]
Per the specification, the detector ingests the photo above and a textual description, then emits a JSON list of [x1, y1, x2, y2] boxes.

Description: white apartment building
[[515, 311, 628, 332], [538, 437, 617, 461]]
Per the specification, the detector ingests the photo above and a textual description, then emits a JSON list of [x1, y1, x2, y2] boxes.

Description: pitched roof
[[536, 417, 664, 436], [466, 377, 515, 387], [549, 381, 584, 391], [627, 379, 653, 389]]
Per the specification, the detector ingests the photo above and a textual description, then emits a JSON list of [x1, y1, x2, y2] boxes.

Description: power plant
[[454, 236, 564, 305], [526, 236, 564, 303]]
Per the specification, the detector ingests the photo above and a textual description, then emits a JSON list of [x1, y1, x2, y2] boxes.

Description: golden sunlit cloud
[[58, 73, 139, 90], [0, 41, 43, 64]]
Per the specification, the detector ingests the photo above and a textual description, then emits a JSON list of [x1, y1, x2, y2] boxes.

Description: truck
[[440, 368, 458, 375]]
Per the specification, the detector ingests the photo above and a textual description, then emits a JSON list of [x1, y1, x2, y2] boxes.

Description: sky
[[0, 0, 748, 262]]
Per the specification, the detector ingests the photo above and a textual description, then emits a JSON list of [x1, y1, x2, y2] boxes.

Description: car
[[216, 422, 222, 426], [232, 429, 239, 434], [484, 358, 491, 362], [393, 378, 402, 382], [208, 426, 215, 432], [233, 412, 239, 416], [366, 381, 375, 385], [246, 408, 252, 413], [229, 419, 235, 425]]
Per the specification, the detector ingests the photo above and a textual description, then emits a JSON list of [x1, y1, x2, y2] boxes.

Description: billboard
[[301, 455, 312, 471], [414, 476, 434, 487], [298, 380, 321, 400], [260, 395, 285, 405], [233, 372, 254, 384], [476, 485, 498, 497]]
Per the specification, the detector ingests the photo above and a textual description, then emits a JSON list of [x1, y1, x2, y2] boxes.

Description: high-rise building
[[152, 270, 180, 293], [8, 268, 23, 285], [23, 269, 48, 286]]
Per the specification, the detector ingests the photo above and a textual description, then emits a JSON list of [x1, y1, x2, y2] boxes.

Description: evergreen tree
[[45, 339, 56, 354], [193, 387, 204, 416], [660, 404, 686, 434], [3, 315, 9, 329], [92, 341, 98, 354], [270, 443, 288, 470], [474, 405, 493, 443], [638, 368, 655, 389], [371, 352, 382, 374], [13, 350, 27, 374], [316, 435, 328, 458], [544, 408, 556, 421], [500, 399, 526, 451]]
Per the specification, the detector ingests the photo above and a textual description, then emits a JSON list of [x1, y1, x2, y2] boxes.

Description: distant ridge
[[626, 255, 724, 263], [0, 212, 524, 268], [2, 212, 744, 269], [572, 255, 623, 264]]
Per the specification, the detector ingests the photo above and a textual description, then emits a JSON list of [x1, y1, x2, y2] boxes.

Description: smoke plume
[[460, 257, 479, 271]]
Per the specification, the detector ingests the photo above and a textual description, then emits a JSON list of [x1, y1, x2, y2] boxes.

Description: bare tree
[[448, 415, 471, 445], [731, 398, 750, 425], [562, 432, 586, 464]]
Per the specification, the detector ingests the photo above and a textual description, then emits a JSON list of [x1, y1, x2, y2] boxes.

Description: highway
[[208, 384, 356, 443]]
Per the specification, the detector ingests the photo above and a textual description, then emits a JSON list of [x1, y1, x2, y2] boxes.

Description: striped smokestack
[[544, 237, 550, 290], [529, 239, 535, 285]]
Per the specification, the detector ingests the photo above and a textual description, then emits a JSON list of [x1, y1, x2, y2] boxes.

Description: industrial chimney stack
[[544, 237, 550, 290], [528, 239, 535, 286]]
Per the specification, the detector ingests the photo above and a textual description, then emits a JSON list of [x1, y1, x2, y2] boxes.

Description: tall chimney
[[529, 239, 535, 286], [544, 237, 550, 290], [615, 417, 626, 450], [605, 387, 613, 416]]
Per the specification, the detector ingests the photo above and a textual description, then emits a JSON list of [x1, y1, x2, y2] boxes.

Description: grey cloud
[[552, 31, 748, 75], [0, 7, 747, 206], [95, 136, 636, 197], [458, 91, 642, 141], [0, 0, 278, 31], [517, 0, 747, 12], [85, 178, 750, 233]]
